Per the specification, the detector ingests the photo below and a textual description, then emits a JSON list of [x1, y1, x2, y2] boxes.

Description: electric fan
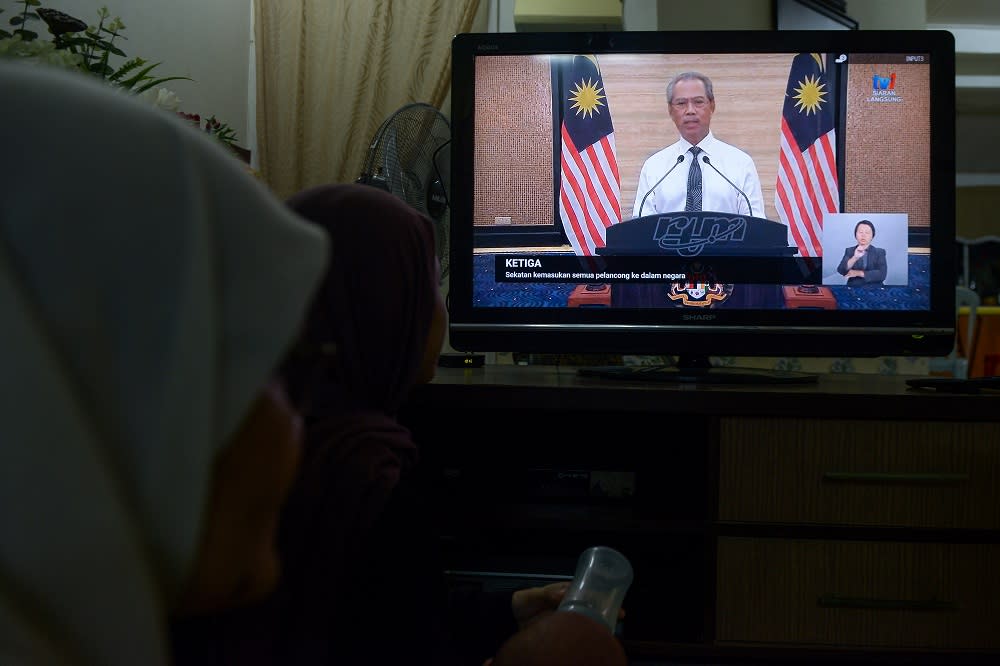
[[357, 102, 452, 282]]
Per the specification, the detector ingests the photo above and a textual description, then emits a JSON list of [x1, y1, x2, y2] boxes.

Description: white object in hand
[[557, 546, 634, 633]]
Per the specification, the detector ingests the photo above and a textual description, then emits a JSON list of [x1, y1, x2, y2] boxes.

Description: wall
[[655, 0, 771, 29], [37, 0, 252, 149], [33, 1, 994, 189], [495, 0, 773, 31], [847, 0, 926, 29], [850, 0, 1000, 188]]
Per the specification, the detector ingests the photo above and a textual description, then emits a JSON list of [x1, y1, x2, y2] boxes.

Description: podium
[[596, 211, 796, 309], [568, 283, 612, 307], [782, 285, 838, 309]]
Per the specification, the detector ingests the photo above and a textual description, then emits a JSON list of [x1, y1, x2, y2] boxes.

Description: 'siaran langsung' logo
[[867, 72, 902, 103]]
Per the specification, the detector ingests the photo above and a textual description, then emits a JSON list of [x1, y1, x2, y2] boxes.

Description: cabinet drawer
[[718, 417, 1000, 529], [716, 537, 1000, 649]]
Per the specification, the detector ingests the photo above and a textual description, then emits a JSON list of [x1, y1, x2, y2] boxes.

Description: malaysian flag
[[775, 53, 840, 258], [555, 55, 621, 256]]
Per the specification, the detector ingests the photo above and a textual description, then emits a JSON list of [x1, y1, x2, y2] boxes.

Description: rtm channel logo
[[868, 72, 901, 103], [872, 72, 896, 90]]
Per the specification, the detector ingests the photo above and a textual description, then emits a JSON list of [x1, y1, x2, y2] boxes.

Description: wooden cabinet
[[716, 416, 1000, 652], [718, 417, 1000, 529], [716, 538, 1000, 649], [399, 366, 1000, 663]]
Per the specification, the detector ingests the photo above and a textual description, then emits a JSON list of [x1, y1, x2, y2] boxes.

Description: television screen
[[447, 30, 955, 367]]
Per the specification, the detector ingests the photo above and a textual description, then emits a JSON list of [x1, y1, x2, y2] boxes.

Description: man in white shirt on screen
[[632, 72, 765, 219]]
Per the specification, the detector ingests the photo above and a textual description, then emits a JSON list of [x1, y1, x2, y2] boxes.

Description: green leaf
[[98, 25, 126, 37], [61, 35, 94, 45], [12, 28, 37, 40], [26, 0, 42, 6], [130, 75, 191, 94], [92, 37, 115, 48], [88, 61, 113, 77], [85, 42, 126, 58], [8, 12, 39, 23], [107, 56, 145, 83], [115, 60, 162, 88], [59, 35, 95, 52], [115, 59, 192, 93], [215, 129, 238, 145]]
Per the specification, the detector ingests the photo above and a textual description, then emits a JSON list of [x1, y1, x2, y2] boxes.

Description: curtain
[[254, 0, 485, 198]]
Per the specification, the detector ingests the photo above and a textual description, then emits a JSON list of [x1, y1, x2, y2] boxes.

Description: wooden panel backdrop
[[844, 62, 932, 229], [474, 54, 793, 231], [601, 53, 793, 223]]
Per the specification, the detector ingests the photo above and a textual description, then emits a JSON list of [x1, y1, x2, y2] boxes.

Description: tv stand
[[577, 354, 818, 385], [398, 367, 1000, 665]]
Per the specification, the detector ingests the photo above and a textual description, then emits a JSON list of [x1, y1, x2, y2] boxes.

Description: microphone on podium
[[701, 155, 754, 217], [637, 154, 685, 217]]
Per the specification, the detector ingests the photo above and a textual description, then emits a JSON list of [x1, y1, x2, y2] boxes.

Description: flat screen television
[[447, 29, 956, 382]]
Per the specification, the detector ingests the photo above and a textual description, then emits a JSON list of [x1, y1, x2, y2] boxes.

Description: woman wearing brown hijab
[[179, 184, 588, 665]]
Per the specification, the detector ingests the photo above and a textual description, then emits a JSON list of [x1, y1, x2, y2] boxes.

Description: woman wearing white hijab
[[0, 61, 328, 664]]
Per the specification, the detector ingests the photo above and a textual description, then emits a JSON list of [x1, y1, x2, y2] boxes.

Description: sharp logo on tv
[[680, 312, 719, 321], [868, 72, 902, 103]]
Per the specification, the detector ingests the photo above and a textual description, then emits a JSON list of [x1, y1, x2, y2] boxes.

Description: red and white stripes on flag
[[559, 128, 621, 256], [556, 54, 622, 257], [776, 124, 838, 258], [775, 52, 840, 258]]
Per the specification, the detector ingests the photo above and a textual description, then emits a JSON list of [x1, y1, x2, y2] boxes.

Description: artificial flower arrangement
[[0, 0, 240, 151]]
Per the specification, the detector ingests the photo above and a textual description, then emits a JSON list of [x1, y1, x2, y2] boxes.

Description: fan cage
[[359, 103, 451, 281]]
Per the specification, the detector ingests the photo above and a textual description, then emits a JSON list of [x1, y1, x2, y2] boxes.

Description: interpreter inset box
[[821, 213, 909, 286]]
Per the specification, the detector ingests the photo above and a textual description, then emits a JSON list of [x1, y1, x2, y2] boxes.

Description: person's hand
[[482, 586, 628, 666], [846, 245, 866, 269], [484, 610, 629, 666], [846, 269, 864, 279], [510, 582, 569, 629], [510, 581, 626, 630]]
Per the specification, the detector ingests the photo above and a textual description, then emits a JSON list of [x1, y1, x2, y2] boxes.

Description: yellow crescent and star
[[568, 55, 606, 118], [791, 52, 828, 115]]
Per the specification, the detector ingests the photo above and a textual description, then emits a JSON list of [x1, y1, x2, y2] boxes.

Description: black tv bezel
[[448, 30, 955, 356]]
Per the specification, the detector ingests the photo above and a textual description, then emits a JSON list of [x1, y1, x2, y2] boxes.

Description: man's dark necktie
[[685, 146, 703, 212]]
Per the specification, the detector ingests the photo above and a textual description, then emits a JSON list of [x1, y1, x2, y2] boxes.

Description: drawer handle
[[822, 471, 969, 485], [818, 594, 958, 611]]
